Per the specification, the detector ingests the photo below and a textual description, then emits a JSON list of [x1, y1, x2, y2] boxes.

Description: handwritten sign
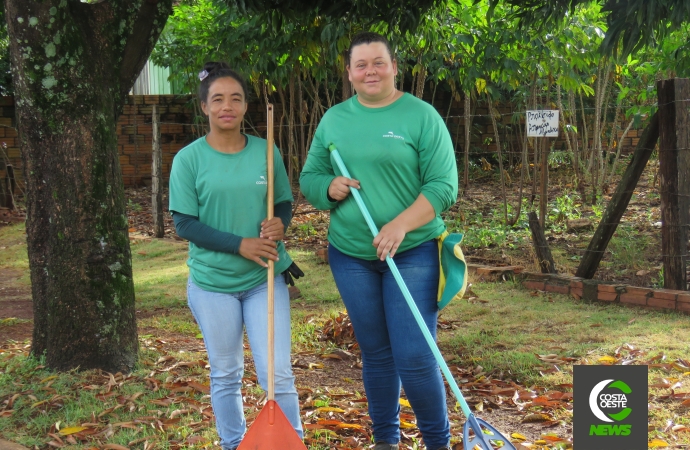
[[526, 110, 559, 137]]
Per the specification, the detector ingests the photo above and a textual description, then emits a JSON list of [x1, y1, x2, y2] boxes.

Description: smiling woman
[[167, 62, 303, 449], [299, 31, 459, 450]]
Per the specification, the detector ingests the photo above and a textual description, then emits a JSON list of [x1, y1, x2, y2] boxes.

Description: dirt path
[[0, 268, 33, 343]]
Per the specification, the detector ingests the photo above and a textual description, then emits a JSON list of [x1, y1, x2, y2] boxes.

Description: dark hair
[[198, 62, 249, 103], [347, 31, 394, 65]]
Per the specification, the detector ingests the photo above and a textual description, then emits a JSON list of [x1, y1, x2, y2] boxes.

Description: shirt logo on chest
[[383, 131, 405, 141], [256, 175, 267, 185]]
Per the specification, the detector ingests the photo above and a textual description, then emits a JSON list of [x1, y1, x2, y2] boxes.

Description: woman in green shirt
[[300, 32, 458, 450], [169, 62, 303, 450]]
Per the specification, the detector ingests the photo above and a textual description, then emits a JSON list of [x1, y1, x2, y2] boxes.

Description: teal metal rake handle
[[328, 143, 473, 419]]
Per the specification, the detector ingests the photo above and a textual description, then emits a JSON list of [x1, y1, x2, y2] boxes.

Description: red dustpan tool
[[237, 104, 307, 450]]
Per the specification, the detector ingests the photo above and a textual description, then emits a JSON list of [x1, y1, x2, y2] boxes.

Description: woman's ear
[[200, 101, 209, 116]]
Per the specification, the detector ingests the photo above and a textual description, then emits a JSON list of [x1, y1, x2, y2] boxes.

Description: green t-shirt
[[300, 93, 458, 259], [169, 135, 293, 292]]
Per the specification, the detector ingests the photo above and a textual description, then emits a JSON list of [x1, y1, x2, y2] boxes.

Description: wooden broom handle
[[266, 104, 275, 401]]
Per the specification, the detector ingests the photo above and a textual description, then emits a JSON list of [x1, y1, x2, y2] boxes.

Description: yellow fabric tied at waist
[[437, 231, 468, 310]]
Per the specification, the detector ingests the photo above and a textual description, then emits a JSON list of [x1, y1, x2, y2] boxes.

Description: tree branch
[[119, 0, 173, 100]]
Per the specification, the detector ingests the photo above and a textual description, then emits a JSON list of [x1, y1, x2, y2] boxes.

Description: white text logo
[[383, 131, 405, 141]]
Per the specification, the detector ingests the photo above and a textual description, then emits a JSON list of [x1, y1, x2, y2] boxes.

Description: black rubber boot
[[373, 443, 399, 450]]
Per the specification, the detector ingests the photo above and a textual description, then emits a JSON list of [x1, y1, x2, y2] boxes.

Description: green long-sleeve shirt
[[300, 93, 458, 259], [169, 135, 294, 292]]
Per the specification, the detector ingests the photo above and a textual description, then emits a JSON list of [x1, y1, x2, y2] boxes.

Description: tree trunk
[[341, 50, 351, 101], [508, 104, 529, 227], [414, 60, 426, 99], [539, 138, 550, 226], [605, 77, 626, 181], [528, 212, 557, 274], [487, 93, 507, 224], [296, 67, 306, 168], [598, 69, 614, 186], [288, 72, 297, 182], [568, 90, 580, 181], [5, 0, 172, 372], [606, 117, 635, 184], [556, 84, 575, 171], [579, 90, 589, 175]]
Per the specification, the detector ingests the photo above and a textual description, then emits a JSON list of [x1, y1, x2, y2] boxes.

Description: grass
[[608, 225, 652, 270], [0, 318, 31, 327], [130, 238, 189, 310], [2, 222, 690, 447], [0, 223, 30, 286], [442, 281, 690, 384], [0, 347, 218, 449]]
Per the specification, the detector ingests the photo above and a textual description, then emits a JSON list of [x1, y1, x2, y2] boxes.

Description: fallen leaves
[[58, 426, 88, 436], [3, 310, 690, 450], [521, 413, 555, 423], [597, 355, 618, 365], [319, 311, 358, 350]]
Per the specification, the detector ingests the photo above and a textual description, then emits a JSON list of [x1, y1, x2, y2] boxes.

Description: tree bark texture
[[528, 211, 556, 274], [5, 0, 172, 371], [575, 112, 659, 279], [341, 50, 351, 101], [658, 78, 690, 290]]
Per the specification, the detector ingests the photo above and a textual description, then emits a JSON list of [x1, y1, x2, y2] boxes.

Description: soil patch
[[0, 321, 32, 344], [0, 208, 25, 227]]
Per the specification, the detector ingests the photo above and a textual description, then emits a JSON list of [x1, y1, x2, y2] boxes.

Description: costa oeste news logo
[[574, 365, 647, 449], [588, 379, 632, 435]]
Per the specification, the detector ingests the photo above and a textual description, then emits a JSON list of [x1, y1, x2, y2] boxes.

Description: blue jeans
[[187, 276, 303, 449], [328, 240, 450, 449]]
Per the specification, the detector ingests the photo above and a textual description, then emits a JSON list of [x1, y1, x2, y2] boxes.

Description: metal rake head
[[462, 415, 517, 450]]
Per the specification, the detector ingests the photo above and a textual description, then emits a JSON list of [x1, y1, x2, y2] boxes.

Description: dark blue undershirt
[[172, 201, 292, 254]]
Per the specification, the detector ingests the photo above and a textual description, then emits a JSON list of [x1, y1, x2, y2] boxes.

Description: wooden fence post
[[151, 105, 164, 238], [658, 78, 690, 290]]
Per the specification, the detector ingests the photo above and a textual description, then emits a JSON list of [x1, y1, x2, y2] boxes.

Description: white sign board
[[526, 110, 559, 137]]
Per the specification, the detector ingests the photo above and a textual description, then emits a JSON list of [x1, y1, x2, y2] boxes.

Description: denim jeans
[[328, 240, 450, 449], [187, 276, 303, 449]]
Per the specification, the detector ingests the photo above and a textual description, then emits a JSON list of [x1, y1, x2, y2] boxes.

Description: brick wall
[[522, 272, 690, 314], [118, 95, 198, 186], [467, 265, 689, 314], [0, 95, 201, 188]]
